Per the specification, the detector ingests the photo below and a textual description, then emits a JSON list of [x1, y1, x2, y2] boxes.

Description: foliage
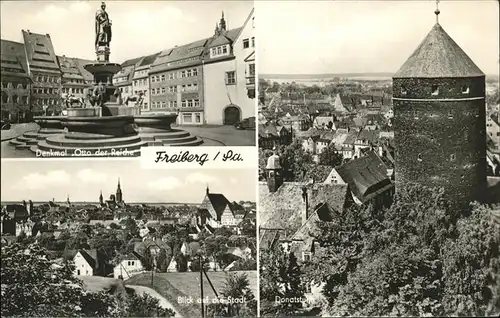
[[303, 183, 500, 317], [206, 273, 257, 317], [175, 254, 188, 272], [120, 292, 175, 317], [239, 218, 256, 237], [260, 247, 306, 316], [1, 243, 116, 317], [278, 139, 313, 181], [318, 144, 344, 167], [155, 248, 169, 272]]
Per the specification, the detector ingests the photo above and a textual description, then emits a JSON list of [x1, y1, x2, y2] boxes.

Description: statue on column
[[95, 2, 112, 49]]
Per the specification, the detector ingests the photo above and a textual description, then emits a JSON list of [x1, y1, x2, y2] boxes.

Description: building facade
[[57, 55, 92, 109], [203, 10, 256, 125], [1, 40, 32, 121], [131, 52, 160, 112], [393, 17, 487, 208], [22, 30, 62, 116], [113, 56, 143, 103], [149, 41, 206, 125]]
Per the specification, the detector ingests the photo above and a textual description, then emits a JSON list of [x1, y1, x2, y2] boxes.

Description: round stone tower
[[393, 9, 486, 208]]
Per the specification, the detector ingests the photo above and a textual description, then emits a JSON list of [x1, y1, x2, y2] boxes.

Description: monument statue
[[124, 91, 144, 107], [95, 2, 112, 49], [63, 93, 85, 108]]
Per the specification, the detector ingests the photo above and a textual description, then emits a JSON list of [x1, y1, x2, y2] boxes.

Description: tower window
[[431, 85, 439, 96], [461, 85, 469, 94], [448, 110, 453, 119], [417, 153, 422, 162], [401, 86, 408, 96], [450, 154, 456, 161]]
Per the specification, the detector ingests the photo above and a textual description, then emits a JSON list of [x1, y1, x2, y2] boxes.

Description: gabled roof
[[0, 40, 30, 78], [139, 52, 161, 67], [259, 182, 349, 236], [121, 56, 143, 68], [394, 23, 484, 78], [206, 193, 231, 219], [22, 30, 60, 74], [73, 58, 96, 82], [209, 35, 232, 48], [335, 151, 393, 203]]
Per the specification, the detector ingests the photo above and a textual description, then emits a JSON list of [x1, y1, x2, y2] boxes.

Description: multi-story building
[[203, 9, 256, 125], [113, 56, 143, 102], [57, 55, 93, 107], [1, 39, 32, 121], [131, 52, 160, 112], [22, 30, 62, 115], [149, 40, 207, 125]]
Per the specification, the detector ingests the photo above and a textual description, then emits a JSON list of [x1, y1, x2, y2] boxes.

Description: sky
[[258, 0, 499, 75], [0, 0, 253, 63], [0, 159, 256, 203]]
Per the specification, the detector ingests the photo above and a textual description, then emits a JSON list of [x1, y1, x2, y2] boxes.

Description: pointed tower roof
[[394, 22, 484, 78]]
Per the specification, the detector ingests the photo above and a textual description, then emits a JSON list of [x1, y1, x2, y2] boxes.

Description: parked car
[[235, 116, 255, 130], [1, 120, 11, 130]]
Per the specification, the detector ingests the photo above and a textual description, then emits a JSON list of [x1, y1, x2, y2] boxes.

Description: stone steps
[[162, 137, 203, 146]]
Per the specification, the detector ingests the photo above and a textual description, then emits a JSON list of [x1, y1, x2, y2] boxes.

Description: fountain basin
[[34, 116, 65, 130], [63, 115, 134, 136], [83, 62, 122, 75], [67, 107, 101, 117], [134, 113, 178, 132]]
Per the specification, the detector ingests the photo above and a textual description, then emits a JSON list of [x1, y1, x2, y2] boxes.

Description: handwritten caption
[[141, 146, 256, 169], [36, 148, 135, 157]]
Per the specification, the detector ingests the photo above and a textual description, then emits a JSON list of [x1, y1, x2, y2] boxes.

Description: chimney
[[301, 186, 309, 225]]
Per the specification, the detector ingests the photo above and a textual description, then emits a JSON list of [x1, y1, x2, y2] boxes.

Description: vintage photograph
[[1, 1, 256, 158], [258, 0, 500, 316], [1, 159, 257, 317]]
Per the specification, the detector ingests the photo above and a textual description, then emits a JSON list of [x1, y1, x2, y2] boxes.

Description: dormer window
[[303, 252, 311, 262], [461, 85, 469, 94], [401, 86, 408, 96], [417, 153, 422, 162], [450, 154, 456, 161], [448, 110, 453, 119], [210, 45, 230, 58], [243, 39, 250, 49], [431, 85, 439, 96]]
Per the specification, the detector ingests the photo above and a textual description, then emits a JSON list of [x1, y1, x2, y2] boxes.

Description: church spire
[[219, 10, 226, 31], [435, 0, 440, 24], [206, 184, 210, 195]]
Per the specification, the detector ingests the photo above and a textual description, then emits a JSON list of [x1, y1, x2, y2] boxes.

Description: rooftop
[[394, 23, 484, 78]]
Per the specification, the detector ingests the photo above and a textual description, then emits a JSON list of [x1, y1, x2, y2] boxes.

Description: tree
[[1, 243, 116, 317], [155, 248, 168, 273], [175, 254, 188, 272], [206, 273, 257, 317], [278, 140, 313, 181], [318, 144, 344, 167], [239, 219, 256, 237], [122, 292, 175, 317], [260, 247, 306, 316], [123, 218, 139, 239]]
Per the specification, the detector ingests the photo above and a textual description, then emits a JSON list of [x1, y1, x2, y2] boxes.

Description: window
[[183, 113, 192, 123], [450, 154, 456, 161], [161, 75, 165, 82], [448, 110, 453, 119], [180, 71, 186, 78], [431, 85, 439, 96], [131, 261, 135, 266], [222, 46, 227, 54], [128, 261, 131, 266], [195, 113, 201, 123], [217, 46, 222, 55], [187, 100, 193, 107], [243, 38, 250, 49], [187, 69, 192, 77], [169, 86, 177, 93], [193, 68, 198, 76], [161, 101, 166, 108], [251, 37, 255, 48], [249, 63, 255, 76], [401, 86, 408, 95], [303, 252, 311, 262], [225, 71, 236, 85], [169, 73, 175, 80], [194, 99, 200, 107], [417, 153, 422, 162], [461, 85, 469, 94], [181, 100, 187, 107], [161, 87, 166, 94]]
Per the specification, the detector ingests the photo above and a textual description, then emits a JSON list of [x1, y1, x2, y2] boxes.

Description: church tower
[[266, 153, 283, 193], [219, 11, 227, 32], [99, 190, 104, 205], [393, 4, 486, 208], [116, 178, 123, 203]]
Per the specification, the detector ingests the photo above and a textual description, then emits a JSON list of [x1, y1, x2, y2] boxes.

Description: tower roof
[[393, 23, 484, 78]]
